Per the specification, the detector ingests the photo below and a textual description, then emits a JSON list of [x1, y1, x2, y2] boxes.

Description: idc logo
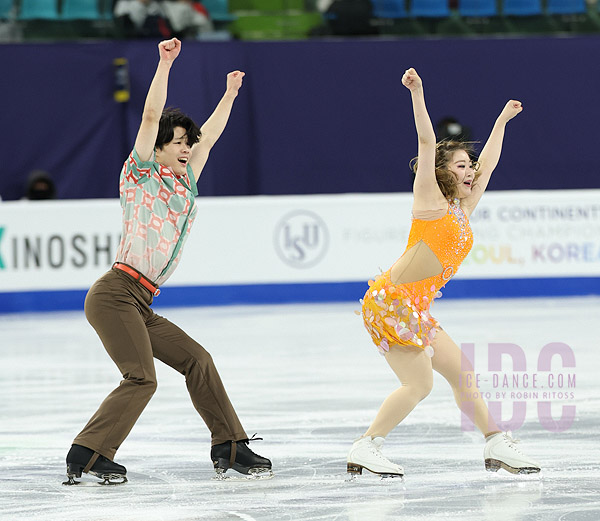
[[274, 210, 329, 268]]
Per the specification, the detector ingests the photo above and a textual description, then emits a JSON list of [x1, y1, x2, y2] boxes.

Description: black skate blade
[[248, 468, 274, 480], [62, 473, 128, 486], [212, 467, 274, 481], [62, 475, 81, 486]]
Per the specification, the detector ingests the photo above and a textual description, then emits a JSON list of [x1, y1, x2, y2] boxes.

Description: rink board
[[1, 190, 599, 312]]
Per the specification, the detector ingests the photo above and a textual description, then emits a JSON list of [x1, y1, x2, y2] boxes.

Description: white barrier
[[1, 190, 599, 311]]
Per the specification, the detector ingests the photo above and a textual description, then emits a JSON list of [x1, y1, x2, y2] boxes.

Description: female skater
[[64, 38, 271, 485], [347, 68, 540, 478]]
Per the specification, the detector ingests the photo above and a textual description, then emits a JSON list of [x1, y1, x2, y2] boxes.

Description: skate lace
[[503, 431, 524, 454], [369, 441, 390, 462], [241, 433, 264, 453]]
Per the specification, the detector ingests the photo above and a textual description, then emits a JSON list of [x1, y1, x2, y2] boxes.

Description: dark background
[[1, 35, 598, 201]]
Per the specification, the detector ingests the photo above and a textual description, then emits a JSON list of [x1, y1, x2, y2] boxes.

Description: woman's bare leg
[[431, 329, 500, 436], [364, 345, 434, 438]]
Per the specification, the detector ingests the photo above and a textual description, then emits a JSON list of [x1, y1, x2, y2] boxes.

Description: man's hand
[[158, 38, 182, 64], [402, 68, 423, 92], [499, 100, 523, 123], [226, 71, 245, 96]]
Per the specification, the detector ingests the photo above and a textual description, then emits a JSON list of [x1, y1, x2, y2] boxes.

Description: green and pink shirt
[[115, 149, 199, 286]]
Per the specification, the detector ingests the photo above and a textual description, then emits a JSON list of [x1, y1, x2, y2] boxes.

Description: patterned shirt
[[114, 149, 198, 286]]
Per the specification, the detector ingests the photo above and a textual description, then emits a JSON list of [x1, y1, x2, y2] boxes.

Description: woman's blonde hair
[[410, 140, 481, 200]]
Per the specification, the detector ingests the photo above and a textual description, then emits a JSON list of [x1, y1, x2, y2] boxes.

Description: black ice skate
[[211, 436, 273, 480], [63, 444, 127, 485]]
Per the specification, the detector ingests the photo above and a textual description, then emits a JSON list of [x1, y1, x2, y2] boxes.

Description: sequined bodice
[[361, 200, 473, 356], [400, 200, 473, 304]]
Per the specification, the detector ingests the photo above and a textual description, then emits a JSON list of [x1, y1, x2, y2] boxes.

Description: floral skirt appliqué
[[360, 270, 438, 357]]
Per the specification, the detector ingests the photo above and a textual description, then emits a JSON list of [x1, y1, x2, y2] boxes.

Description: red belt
[[112, 263, 161, 296]]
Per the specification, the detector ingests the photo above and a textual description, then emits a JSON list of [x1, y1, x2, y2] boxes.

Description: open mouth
[[178, 157, 188, 166]]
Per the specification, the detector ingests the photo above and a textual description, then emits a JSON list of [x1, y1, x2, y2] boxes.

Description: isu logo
[[274, 210, 329, 268]]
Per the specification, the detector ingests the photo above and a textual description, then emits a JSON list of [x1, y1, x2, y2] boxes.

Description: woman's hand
[[498, 100, 523, 123], [158, 38, 182, 64], [402, 68, 423, 92]]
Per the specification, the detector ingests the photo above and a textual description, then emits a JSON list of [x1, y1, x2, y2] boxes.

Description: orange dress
[[361, 199, 473, 357]]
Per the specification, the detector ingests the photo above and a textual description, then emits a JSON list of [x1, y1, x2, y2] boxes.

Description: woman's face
[[155, 126, 191, 176], [448, 149, 476, 199]]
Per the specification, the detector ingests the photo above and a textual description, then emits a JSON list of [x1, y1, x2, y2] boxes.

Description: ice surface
[[1, 297, 599, 520]]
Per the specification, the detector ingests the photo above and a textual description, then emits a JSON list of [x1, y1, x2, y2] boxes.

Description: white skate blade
[[212, 468, 274, 481], [346, 463, 404, 482], [485, 458, 541, 475]]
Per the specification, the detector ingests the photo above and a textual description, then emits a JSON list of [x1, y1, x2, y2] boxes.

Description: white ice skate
[[484, 432, 540, 475], [347, 436, 404, 479]]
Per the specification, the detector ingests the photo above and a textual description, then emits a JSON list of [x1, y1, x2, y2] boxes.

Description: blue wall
[[1, 36, 598, 201]]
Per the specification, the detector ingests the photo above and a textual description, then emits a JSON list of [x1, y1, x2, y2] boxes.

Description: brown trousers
[[73, 268, 247, 461]]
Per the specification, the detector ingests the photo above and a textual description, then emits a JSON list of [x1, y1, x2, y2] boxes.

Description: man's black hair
[[155, 107, 201, 150]]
